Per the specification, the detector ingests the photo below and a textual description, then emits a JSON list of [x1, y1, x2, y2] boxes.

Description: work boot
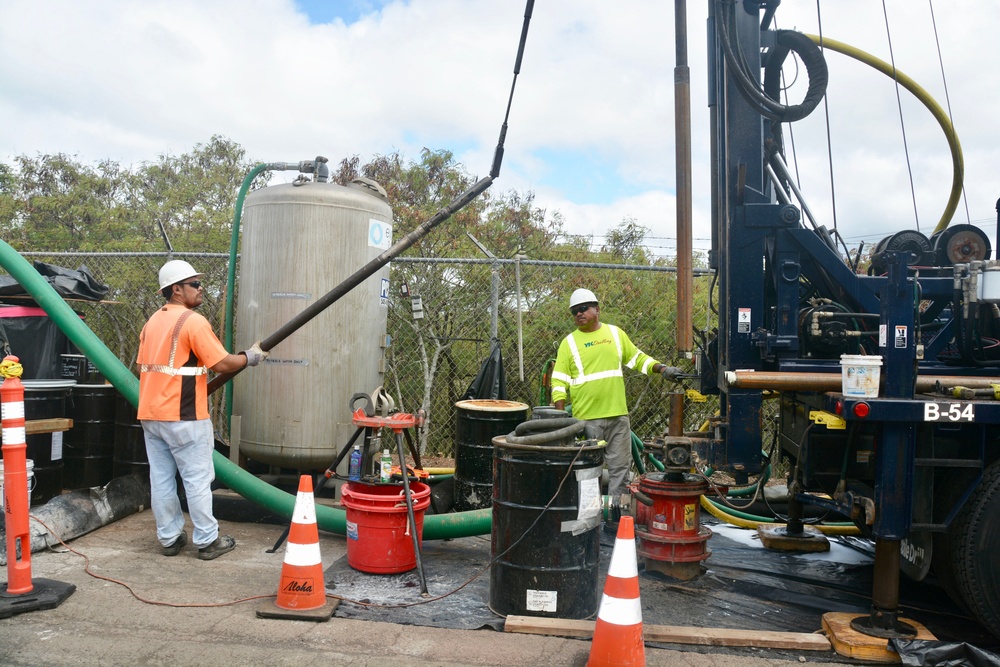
[[162, 531, 188, 557], [198, 535, 236, 561]]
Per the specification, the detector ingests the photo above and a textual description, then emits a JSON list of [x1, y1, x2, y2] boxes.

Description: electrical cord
[[28, 438, 595, 612], [28, 514, 277, 608]]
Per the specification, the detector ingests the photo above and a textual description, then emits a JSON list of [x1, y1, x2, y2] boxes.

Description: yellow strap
[[0, 358, 23, 379]]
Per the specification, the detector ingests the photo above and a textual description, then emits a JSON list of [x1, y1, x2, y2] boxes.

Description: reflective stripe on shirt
[[563, 324, 624, 386]]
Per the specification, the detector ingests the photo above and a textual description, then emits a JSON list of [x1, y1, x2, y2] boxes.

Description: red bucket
[[341, 482, 431, 574]]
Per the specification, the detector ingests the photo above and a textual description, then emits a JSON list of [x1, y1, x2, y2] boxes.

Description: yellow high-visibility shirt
[[550, 323, 660, 420]]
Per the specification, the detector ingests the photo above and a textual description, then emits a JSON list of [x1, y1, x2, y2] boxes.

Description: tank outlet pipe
[[208, 175, 494, 394], [0, 240, 491, 540]]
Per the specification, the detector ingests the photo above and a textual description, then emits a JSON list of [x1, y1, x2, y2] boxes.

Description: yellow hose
[[700, 495, 862, 536], [804, 34, 963, 235]]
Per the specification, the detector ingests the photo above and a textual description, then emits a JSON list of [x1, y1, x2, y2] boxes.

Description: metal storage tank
[[233, 178, 393, 470]]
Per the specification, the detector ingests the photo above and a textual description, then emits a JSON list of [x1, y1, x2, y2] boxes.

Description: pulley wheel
[[933, 224, 991, 266], [882, 230, 932, 264], [870, 230, 930, 274]]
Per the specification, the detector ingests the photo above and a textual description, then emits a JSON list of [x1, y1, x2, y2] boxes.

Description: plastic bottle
[[380, 449, 392, 482], [348, 444, 362, 481]]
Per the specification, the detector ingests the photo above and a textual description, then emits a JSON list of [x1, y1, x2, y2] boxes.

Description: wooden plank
[[25, 418, 73, 435], [822, 612, 935, 663], [504, 615, 832, 651]]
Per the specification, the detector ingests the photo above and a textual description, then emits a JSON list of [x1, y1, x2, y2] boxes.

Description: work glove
[[659, 365, 684, 380], [243, 341, 268, 367]]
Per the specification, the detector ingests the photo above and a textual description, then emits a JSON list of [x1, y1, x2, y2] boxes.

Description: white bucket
[[0, 458, 36, 512], [840, 354, 882, 397]]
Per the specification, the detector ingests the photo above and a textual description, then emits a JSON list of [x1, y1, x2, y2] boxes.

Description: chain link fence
[[12, 251, 760, 462]]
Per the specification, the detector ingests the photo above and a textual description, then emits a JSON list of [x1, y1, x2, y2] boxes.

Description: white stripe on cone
[[284, 541, 323, 567], [2, 426, 25, 444], [607, 537, 638, 578], [2, 401, 24, 420], [294, 492, 316, 522], [596, 594, 643, 626]]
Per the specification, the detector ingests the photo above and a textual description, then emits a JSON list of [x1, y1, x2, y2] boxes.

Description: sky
[[1, 0, 998, 259]]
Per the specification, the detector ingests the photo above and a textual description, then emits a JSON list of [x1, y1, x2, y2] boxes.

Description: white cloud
[[0, 0, 996, 253]]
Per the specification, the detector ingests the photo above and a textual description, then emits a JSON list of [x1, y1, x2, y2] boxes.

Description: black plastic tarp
[[461, 339, 506, 400], [0, 306, 74, 378], [890, 639, 1000, 667], [0, 261, 109, 301]]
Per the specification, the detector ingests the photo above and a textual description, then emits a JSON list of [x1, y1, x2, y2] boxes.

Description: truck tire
[[949, 460, 1000, 639]]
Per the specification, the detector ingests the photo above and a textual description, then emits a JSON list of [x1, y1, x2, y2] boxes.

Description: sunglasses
[[570, 304, 593, 316], [182, 281, 202, 289]]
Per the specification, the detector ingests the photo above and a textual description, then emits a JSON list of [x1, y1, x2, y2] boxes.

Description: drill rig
[[696, 0, 1000, 642]]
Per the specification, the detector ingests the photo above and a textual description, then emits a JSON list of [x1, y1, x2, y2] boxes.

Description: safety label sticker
[[526, 589, 557, 613], [368, 219, 392, 250], [346, 520, 358, 541], [577, 476, 601, 521], [895, 325, 907, 348], [738, 308, 751, 333], [380, 278, 390, 307]]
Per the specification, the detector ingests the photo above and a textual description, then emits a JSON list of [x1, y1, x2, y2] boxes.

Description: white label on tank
[[879, 324, 887, 348], [368, 219, 392, 250], [380, 278, 390, 307], [51, 431, 63, 461], [346, 520, 358, 541], [270, 292, 311, 300], [265, 358, 310, 366], [526, 589, 557, 612], [577, 476, 601, 521]]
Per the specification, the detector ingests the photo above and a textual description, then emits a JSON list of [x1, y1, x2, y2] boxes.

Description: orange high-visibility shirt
[[136, 304, 229, 421]]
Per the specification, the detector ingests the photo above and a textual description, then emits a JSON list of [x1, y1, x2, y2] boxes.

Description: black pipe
[[208, 176, 494, 394]]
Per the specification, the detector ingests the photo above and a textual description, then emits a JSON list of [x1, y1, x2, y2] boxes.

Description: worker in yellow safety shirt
[[551, 288, 682, 499]]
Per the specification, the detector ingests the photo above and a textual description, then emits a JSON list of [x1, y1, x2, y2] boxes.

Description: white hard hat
[[158, 260, 203, 290], [569, 288, 599, 308]]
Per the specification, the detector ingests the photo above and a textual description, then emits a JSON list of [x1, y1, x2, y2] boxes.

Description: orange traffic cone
[[587, 515, 645, 667], [257, 475, 338, 621]]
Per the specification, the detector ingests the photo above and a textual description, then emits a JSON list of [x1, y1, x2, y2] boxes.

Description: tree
[[334, 149, 562, 453]]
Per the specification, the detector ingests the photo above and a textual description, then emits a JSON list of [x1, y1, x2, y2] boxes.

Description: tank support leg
[[395, 431, 429, 596]]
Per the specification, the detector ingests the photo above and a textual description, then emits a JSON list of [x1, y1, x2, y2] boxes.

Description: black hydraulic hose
[[505, 420, 586, 446], [513, 417, 579, 435], [715, 2, 827, 123], [762, 30, 829, 123], [491, 0, 534, 179]]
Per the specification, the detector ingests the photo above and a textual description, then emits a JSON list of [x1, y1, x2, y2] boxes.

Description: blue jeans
[[582, 415, 632, 496], [141, 419, 218, 548]]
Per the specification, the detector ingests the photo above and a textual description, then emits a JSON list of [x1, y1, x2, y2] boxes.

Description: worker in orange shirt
[[137, 260, 267, 560]]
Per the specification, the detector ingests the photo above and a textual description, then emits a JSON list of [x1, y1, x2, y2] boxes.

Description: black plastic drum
[[23, 379, 75, 505], [60, 353, 106, 384], [114, 394, 149, 478], [489, 436, 604, 619], [64, 384, 119, 489], [453, 399, 529, 511]]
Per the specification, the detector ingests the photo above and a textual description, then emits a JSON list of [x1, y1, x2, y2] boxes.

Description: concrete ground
[[1, 493, 856, 667]]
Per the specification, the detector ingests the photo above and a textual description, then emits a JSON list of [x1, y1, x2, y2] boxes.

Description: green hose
[[0, 239, 491, 539], [222, 163, 271, 431], [704, 495, 855, 528]]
